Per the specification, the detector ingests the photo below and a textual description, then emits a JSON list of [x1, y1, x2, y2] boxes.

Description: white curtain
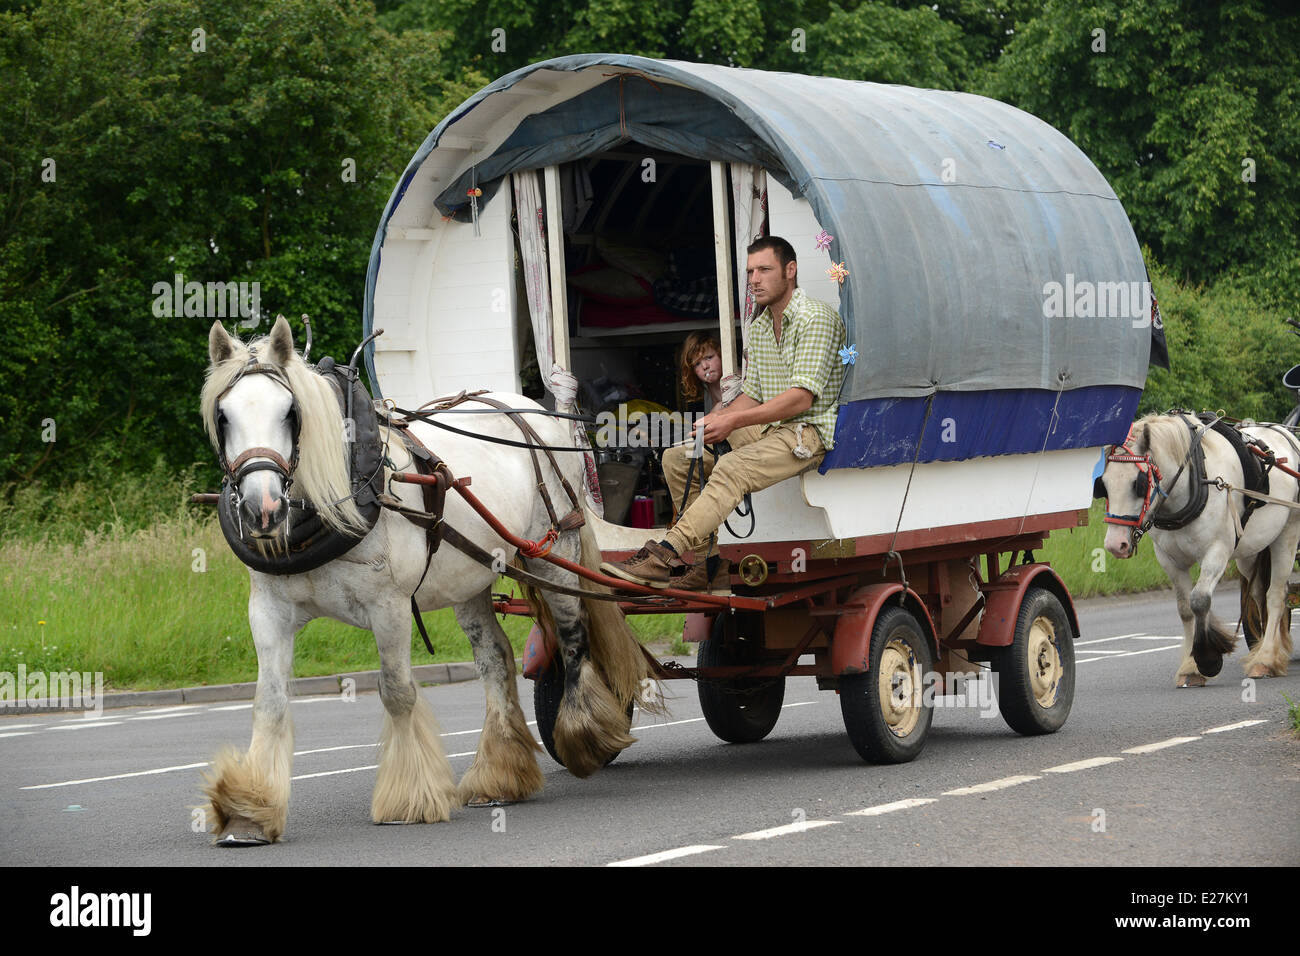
[[511, 170, 603, 515], [512, 171, 554, 379], [729, 164, 769, 380]]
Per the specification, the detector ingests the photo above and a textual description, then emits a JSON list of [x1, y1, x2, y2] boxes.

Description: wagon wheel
[[989, 587, 1076, 735], [839, 605, 935, 764], [696, 614, 785, 744], [533, 657, 633, 769]]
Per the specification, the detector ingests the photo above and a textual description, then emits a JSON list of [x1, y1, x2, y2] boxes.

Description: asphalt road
[[2, 585, 1297, 867]]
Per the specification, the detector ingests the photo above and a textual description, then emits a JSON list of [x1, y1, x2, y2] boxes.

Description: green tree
[[0, 0, 448, 484], [982, 0, 1300, 310]]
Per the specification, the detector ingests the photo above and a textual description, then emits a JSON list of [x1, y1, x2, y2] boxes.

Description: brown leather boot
[[601, 540, 678, 588], [670, 558, 731, 594]]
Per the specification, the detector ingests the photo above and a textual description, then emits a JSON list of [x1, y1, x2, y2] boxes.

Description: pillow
[[595, 237, 668, 283], [568, 263, 653, 304]]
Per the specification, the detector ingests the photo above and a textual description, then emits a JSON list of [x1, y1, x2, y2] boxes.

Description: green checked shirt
[[742, 286, 847, 449]]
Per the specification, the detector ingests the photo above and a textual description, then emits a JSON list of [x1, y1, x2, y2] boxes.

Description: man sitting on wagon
[[603, 236, 847, 592]]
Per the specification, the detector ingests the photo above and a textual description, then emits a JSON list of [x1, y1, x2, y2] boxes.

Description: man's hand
[[692, 408, 740, 444]]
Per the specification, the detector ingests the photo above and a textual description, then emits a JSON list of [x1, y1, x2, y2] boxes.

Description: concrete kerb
[[0, 662, 483, 716]]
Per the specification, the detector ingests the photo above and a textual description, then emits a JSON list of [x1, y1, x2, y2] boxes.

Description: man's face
[[746, 248, 796, 310]]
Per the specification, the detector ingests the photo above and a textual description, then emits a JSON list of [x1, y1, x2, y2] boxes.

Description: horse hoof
[[1193, 654, 1223, 678], [1176, 674, 1208, 688], [1245, 665, 1271, 679], [465, 797, 515, 808], [214, 814, 271, 846]]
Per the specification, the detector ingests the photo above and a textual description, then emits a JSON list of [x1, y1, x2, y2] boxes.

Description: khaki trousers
[[662, 423, 826, 558]]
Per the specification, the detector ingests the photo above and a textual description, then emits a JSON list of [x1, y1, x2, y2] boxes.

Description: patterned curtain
[[729, 164, 769, 380]]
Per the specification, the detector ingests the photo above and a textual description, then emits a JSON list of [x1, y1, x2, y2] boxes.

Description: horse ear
[[209, 321, 235, 365], [267, 314, 295, 365], [1129, 422, 1147, 452]]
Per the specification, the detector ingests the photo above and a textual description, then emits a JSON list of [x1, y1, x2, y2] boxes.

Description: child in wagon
[[605, 236, 846, 592]]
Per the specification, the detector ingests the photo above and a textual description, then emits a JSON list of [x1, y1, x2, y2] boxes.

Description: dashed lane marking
[[1077, 645, 1179, 664], [733, 820, 839, 840], [22, 761, 212, 790], [608, 845, 727, 867], [48, 721, 123, 731], [1204, 719, 1268, 734], [1042, 756, 1124, 773], [942, 775, 1041, 796], [846, 798, 938, 816], [1122, 736, 1201, 754]]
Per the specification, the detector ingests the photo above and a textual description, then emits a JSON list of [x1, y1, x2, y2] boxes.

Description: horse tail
[[577, 509, 667, 717]]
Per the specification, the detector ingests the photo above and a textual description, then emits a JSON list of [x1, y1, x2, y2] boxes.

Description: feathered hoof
[[215, 813, 272, 847], [202, 746, 287, 845], [1176, 674, 1208, 688], [1244, 663, 1276, 679], [553, 660, 635, 778], [1192, 650, 1223, 678]]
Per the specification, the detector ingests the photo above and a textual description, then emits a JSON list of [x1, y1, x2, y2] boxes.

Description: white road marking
[[292, 764, 378, 780], [733, 820, 839, 840], [608, 845, 727, 867], [0, 722, 45, 729], [210, 704, 253, 711], [1075, 633, 1147, 645], [0, 732, 37, 739], [48, 721, 123, 731], [147, 705, 206, 714], [632, 717, 707, 732], [22, 761, 212, 790], [1203, 719, 1268, 734], [1043, 757, 1124, 773], [1122, 736, 1201, 754], [1077, 644, 1179, 664], [291, 697, 343, 705], [295, 743, 376, 756], [1074, 649, 1134, 655], [942, 775, 1041, 796], [129, 711, 201, 721], [846, 798, 938, 816], [1134, 635, 1182, 640]]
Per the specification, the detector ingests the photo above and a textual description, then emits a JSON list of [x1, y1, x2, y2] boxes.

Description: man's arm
[[694, 387, 814, 443]]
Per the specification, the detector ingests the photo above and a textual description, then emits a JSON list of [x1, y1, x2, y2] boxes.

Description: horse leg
[[1244, 537, 1295, 678], [370, 601, 460, 823], [1166, 564, 1205, 688], [203, 583, 301, 844], [454, 592, 545, 805], [526, 539, 636, 779], [1189, 545, 1238, 679]]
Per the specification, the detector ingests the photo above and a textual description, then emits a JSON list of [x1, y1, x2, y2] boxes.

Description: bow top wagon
[[359, 54, 1165, 762]]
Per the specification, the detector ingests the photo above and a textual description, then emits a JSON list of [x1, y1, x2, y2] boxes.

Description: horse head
[[1097, 418, 1169, 559], [202, 315, 369, 545]]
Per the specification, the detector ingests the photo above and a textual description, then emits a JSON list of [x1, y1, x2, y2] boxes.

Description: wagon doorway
[[511, 146, 758, 526]]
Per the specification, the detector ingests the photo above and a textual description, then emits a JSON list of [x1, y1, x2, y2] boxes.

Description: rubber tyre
[[532, 656, 633, 769], [697, 616, 785, 743], [989, 587, 1076, 736], [839, 605, 935, 764]]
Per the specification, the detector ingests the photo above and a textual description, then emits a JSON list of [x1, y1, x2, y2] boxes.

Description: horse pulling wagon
[[197, 55, 1166, 843]]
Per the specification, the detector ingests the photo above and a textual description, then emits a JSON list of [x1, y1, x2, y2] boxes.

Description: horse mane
[[200, 331, 369, 536], [1131, 412, 1194, 470]]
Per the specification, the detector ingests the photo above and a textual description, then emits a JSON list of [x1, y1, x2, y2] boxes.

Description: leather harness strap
[[425, 391, 584, 532]]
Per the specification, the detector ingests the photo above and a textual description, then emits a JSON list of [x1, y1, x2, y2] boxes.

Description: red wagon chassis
[[506, 508, 1085, 688]]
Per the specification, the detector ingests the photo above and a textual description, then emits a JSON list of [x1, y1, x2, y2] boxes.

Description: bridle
[[1097, 438, 1167, 537], [1095, 414, 1218, 545], [214, 352, 302, 495]]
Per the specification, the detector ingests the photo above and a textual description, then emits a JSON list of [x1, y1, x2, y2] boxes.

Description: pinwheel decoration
[[814, 230, 833, 251], [839, 344, 858, 366], [827, 261, 849, 284]]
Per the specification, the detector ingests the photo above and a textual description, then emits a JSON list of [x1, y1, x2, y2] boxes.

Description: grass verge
[[0, 501, 1192, 694]]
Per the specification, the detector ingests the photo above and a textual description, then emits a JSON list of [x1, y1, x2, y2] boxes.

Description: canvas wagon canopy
[[363, 54, 1163, 471]]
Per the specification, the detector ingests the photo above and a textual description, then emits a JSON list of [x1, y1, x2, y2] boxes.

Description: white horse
[[1099, 412, 1299, 686], [199, 316, 655, 844]]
